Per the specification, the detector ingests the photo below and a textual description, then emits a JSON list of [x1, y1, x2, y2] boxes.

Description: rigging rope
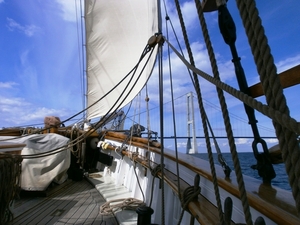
[[149, 164, 164, 208], [0, 40, 159, 163], [178, 174, 201, 224], [173, 0, 225, 223], [196, 0, 253, 221], [0, 154, 22, 224], [158, 37, 166, 225], [235, 0, 300, 214], [164, 39, 300, 134], [162, 0, 182, 203]]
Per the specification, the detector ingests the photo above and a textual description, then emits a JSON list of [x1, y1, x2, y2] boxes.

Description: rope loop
[[150, 164, 164, 178], [181, 185, 201, 210]]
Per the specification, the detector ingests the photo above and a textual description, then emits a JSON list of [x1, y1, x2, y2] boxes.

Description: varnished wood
[[101, 131, 299, 225], [0, 143, 25, 150], [248, 64, 300, 98], [0, 129, 22, 136], [100, 139, 227, 224], [268, 144, 283, 164], [131, 155, 233, 224], [43, 127, 59, 134], [0, 142, 25, 156]]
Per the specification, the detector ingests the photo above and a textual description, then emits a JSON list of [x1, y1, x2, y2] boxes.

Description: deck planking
[[9, 179, 118, 225]]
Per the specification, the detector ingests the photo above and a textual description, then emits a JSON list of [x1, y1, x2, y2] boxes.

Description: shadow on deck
[[9, 179, 118, 225]]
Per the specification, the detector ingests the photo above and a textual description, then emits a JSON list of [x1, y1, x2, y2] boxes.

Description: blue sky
[[0, 0, 83, 127], [0, 0, 299, 152]]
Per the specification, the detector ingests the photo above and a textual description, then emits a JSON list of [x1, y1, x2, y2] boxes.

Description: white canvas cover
[[85, 0, 160, 119], [0, 134, 70, 191]]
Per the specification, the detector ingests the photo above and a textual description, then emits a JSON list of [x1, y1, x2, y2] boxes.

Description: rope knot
[[150, 164, 164, 177], [181, 185, 201, 211]]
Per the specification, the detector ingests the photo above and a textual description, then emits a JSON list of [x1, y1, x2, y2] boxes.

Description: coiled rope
[[0, 154, 22, 224], [100, 198, 145, 216]]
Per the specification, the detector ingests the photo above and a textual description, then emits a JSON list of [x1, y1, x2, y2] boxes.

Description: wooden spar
[[0, 143, 25, 157], [247, 65, 300, 164], [99, 131, 299, 225], [100, 131, 161, 148], [0, 128, 23, 136], [248, 64, 300, 98]]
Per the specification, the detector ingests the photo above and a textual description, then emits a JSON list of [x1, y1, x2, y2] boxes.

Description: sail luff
[[84, 0, 160, 120]]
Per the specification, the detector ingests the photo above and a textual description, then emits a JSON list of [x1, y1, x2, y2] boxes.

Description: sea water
[[193, 152, 291, 191]]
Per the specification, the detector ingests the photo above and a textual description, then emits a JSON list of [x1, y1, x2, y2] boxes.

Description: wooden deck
[[9, 179, 119, 225]]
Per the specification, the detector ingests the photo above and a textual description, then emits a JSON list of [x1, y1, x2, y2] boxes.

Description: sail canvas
[[85, 0, 161, 120]]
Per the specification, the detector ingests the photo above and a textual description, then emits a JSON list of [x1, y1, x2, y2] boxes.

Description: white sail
[[85, 0, 161, 120]]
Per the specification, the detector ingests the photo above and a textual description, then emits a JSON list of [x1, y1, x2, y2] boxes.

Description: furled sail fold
[[85, 0, 161, 120]]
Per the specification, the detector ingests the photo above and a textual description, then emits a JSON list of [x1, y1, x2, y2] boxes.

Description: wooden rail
[[101, 131, 299, 225], [102, 138, 230, 224], [248, 64, 300, 98]]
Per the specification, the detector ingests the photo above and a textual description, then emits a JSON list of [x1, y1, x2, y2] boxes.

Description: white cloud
[[55, 0, 79, 22], [181, 1, 198, 29], [17, 49, 40, 98], [6, 18, 40, 37], [265, 138, 278, 145], [0, 82, 18, 89], [276, 54, 300, 73], [0, 96, 71, 127], [0, 96, 30, 108], [235, 138, 251, 145]]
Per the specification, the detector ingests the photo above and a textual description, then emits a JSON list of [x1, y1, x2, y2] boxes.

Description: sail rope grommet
[[148, 34, 164, 49], [148, 35, 158, 48], [156, 34, 164, 45]]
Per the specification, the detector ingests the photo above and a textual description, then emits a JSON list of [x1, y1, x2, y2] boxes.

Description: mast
[[186, 92, 198, 154]]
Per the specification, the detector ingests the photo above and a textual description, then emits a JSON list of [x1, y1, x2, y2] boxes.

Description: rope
[[195, 0, 254, 224], [100, 198, 145, 216], [235, 0, 300, 214], [178, 185, 201, 224], [70, 127, 81, 157], [149, 164, 164, 208], [0, 154, 22, 224], [164, 38, 300, 135], [158, 39, 166, 225], [162, 0, 182, 203], [174, 0, 224, 223], [131, 155, 146, 203], [178, 174, 201, 225]]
